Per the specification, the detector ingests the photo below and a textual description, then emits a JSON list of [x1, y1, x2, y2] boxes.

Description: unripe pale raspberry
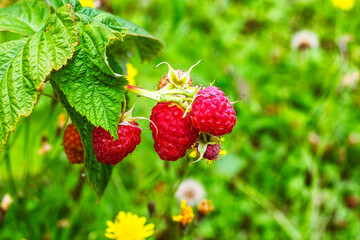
[[203, 144, 221, 160], [157, 70, 193, 90], [63, 123, 84, 164], [190, 86, 236, 136], [150, 102, 199, 161], [92, 123, 141, 165]]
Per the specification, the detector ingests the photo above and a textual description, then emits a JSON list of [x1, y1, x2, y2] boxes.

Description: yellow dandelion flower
[[126, 63, 138, 86], [105, 211, 155, 240], [79, 0, 95, 7], [197, 199, 214, 216], [219, 149, 227, 156], [173, 200, 195, 226], [332, 0, 355, 10]]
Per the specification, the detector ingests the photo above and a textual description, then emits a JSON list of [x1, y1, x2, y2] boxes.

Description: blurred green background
[[1, 0, 360, 239]]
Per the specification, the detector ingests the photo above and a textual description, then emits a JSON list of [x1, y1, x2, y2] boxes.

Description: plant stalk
[[234, 178, 302, 240]]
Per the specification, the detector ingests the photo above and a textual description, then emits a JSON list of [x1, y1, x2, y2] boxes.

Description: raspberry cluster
[[65, 61, 237, 165], [145, 62, 236, 162]]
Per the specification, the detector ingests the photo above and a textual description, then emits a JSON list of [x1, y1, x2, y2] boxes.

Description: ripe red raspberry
[[92, 123, 141, 165], [150, 102, 199, 161], [203, 144, 221, 160], [63, 123, 84, 164], [190, 86, 236, 136], [158, 70, 193, 90]]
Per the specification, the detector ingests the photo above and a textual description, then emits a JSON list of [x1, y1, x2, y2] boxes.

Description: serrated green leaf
[[0, 5, 78, 152], [52, 81, 112, 198], [0, 1, 50, 36], [78, 8, 164, 61], [52, 20, 127, 139], [48, 0, 82, 11], [80, 20, 127, 76]]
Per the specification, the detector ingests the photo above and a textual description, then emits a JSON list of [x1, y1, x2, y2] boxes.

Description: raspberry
[[92, 123, 141, 165], [190, 86, 236, 136], [203, 144, 221, 160], [63, 123, 84, 164], [150, 102, 199, 161], [158, 70, 193, 90]]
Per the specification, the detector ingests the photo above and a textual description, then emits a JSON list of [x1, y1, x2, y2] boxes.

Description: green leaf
[[48, 0, 82, 11], [0, 5, 78, 151], [78, 8, 164, 61], [0, 1, 50, 36], [51, 20, 127, 139], [52, 81, 113, 198]]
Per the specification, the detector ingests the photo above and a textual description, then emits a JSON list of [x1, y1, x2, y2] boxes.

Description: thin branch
[[40, 92, 59, 101]]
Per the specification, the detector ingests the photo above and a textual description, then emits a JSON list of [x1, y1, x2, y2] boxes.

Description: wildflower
[[197, 199, 214, 216], [291, 30, 319, 50], [348, 133, 359, 146], [57, 219, 70, 228], [219, 149, 227, 156], [58, 113, 66, 129], [56, 113, 67, 137], [340, 71, 359, 89], [1, 194, 13, 211], [332, 0, 355, 10], [38, 136, 52, 155], [189, 149, 198, 158], [175, 179, 205, 206], [308, 132, 320, 148], [105, 211, 155, 240], [126, 63, 138, 86], [173, 200, 195, 226], [79, 0, 95, 7]]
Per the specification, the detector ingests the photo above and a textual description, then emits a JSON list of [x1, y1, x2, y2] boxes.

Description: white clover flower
[[291, 30, 319, 50], [175, 179, 205, 207], [341, 71, 359, 89]]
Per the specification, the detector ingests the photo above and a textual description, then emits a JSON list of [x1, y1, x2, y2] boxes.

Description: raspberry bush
[[0, 0, 236, 197]]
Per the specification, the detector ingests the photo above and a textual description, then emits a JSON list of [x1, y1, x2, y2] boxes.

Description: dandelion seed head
[[175, 179, 205, 207], [291, 30, 319, 50]]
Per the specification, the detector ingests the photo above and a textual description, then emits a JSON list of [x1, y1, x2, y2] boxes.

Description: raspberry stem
[[158, 88, 197, 97], [125, 85, 193, 108]]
